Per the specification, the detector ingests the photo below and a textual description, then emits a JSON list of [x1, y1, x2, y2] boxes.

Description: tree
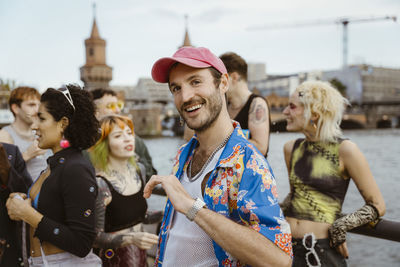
[[0, 79, 17, 109], [330, 78, 346, 96], [0, 78, 18, 91]]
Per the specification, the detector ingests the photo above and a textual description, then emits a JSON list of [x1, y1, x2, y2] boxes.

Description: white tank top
[[162, 147, 224, 267], [3, 125, 51, 181]]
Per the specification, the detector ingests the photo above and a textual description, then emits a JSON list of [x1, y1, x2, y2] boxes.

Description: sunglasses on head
[[302, 233, 321, 267], [58, 86, 75, 110], [106, 101, 124, 111]]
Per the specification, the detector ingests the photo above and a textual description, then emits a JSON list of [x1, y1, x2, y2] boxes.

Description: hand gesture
[[6, 193, 32, 221], [336, 241, 349, 259], [124, 232, 159, 250], [23, 140, 46, 162], [143, 175, 195, 214]]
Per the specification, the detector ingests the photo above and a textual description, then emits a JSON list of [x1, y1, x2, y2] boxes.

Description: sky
[[1, 0, 399, 92]]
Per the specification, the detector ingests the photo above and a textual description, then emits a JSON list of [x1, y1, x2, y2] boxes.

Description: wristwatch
[[186, 197, 206, 221]]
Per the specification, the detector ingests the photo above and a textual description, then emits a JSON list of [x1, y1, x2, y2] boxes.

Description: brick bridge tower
[[80, 5, 112, 91]]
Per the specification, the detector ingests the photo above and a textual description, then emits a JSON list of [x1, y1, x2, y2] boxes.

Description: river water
[[143, 129, 400, 267]]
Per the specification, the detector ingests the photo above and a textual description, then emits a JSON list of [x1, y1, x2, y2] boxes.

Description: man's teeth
[[186, 104, 202, 112]]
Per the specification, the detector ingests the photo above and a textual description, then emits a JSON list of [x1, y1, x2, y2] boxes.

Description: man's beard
[[180, 88, 223, 133]]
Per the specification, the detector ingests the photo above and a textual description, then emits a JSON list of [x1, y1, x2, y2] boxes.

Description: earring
[[179, 116, 184, 126], [60, 135, 70, 149], [310, 119, 317, 130]]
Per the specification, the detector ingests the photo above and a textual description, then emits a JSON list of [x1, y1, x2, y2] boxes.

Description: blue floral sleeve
[[237, 152, 293, 256]]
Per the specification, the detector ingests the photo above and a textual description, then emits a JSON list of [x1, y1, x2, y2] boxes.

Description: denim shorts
[[28, 250, 102, 267], [292, 238, 347, 267]]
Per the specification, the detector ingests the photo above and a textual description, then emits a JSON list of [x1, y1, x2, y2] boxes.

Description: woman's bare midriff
[[30, 226, 64, 257], [286, 217, 331, 239]]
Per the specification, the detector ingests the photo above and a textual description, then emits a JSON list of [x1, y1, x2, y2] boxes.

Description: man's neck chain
[[188, 130, 233, 182]]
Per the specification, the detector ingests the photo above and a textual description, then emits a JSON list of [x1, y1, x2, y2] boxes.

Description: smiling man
[[144, 47, 292, 267]]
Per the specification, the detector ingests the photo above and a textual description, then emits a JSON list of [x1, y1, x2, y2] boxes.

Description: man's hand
[[22, 140, 46, 162], [0, 143, 11, 186], [144, 175, 195, 214]]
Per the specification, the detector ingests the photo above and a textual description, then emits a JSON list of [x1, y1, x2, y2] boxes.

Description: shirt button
[[59, 157, 65, 164], [84, 209, 92, 217], [53, 228, 60, 235], [8, 154, 12, 160], [89, 186, 95, 192]]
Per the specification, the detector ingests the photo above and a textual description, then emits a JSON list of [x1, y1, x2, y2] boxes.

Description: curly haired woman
[[6, 84, 102, 266]]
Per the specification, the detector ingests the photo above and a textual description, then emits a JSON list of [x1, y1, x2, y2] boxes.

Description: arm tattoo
[[249, 100, 267, 124], [328, 203, 379, 247], [93, 177, 125, 249]]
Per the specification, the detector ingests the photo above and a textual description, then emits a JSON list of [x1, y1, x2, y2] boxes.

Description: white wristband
[[186, 198, 206, 221]]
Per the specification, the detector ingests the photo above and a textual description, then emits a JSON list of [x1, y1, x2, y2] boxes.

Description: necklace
[[187, 130, 233, 182]]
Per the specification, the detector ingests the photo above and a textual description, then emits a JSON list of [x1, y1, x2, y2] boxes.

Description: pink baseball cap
[[151, 47, 227, 83]]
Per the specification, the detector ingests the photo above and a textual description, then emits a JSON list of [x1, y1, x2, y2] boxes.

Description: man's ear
[[230, 72, 240, 83], [220, 73, 229, 94], [10, 103, 20, 116]]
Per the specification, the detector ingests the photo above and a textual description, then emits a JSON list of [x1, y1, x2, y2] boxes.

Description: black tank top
[[233, 94, 271, 157], [98, 175, 147, 232]]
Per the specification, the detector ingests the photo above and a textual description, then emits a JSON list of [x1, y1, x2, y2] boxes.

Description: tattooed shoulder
[[249, 98, 267, 124]]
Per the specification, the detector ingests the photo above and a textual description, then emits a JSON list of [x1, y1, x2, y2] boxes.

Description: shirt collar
[[182, 121, 247, 169]]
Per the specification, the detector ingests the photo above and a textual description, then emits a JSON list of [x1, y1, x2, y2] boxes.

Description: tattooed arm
[[93, 176, 159, 250], [328, 140, 386, 258], [93, 177, 125, 249], [248, 97, 270, 155]]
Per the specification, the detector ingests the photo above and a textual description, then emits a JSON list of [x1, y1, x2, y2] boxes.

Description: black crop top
[[98, 176, 147, 232]]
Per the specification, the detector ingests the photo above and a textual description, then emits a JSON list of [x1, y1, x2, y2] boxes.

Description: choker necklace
[[187, 130, 233, 182]]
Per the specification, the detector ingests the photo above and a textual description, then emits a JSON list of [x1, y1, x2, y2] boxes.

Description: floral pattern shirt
[[155, 122, 292, 266]]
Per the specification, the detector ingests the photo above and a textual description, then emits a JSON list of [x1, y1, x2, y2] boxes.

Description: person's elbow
[[258, 144, 268, 156], [250, 139, 268, 155], [281, 255, 293, 267], [256, 243, 292, 267], [70, 232, 97, 257], [258, 252, 292, 267], [272, 250, 292, 267]]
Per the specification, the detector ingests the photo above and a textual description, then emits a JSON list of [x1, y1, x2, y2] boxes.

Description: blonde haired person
[[281, 81, 385, 266], [89, 115, 158, 267]]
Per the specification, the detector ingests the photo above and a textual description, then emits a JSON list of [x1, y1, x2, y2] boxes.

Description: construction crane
[[248, 15, 397, 69]]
